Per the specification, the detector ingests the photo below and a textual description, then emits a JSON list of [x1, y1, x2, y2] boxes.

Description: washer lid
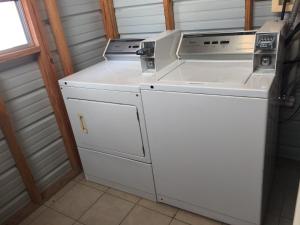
[[160, 60, 253, 84], [142, 60, 276, 99]]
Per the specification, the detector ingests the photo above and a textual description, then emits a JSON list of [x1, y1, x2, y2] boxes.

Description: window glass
[[0, 1, 29, 52]]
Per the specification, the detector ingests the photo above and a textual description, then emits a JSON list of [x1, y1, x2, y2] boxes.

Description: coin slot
[[204, 41, 210, 45], [220, 40, 230, 44], [212, 41, 219, 45]]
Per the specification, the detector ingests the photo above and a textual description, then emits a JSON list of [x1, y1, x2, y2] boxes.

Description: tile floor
[[19, 158, 300, 225]]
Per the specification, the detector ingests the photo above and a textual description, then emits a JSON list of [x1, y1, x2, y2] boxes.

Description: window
[[0, 1, 30, 52]]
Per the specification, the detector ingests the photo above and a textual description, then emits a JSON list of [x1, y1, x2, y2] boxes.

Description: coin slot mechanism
[[220, 40, 230, 45]]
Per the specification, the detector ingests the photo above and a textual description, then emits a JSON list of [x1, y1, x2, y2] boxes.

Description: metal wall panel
[[0, 56, 71, 198], [57, 0, 107, 72], [113, 0, 165, 38], [174, 0, 245, 31], [0, 137, 30, 224], [38, 0, 106, 75], [253, 0, 279, 28]]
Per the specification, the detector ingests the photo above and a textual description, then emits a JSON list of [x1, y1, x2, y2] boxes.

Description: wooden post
[[0, 98, 42, 204], [100, 0, 119, 39], [245, 0, 253, 30], [21, 0, 82, 172], [43, 0, 74, 76], [163, 0, 175, 30]]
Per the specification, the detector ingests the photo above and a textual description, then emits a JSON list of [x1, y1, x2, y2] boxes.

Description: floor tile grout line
[[45, 180, 78, 206], [76, 190, 106, 223], [74, 175, 145, 204], [45, 182, 106, 222], [77, 179, 110, 193], [168, 218, 174, 225], [75, 176, 180, 220], [117, 200, 140, 225], [105, 190, 141, 204], [137, 198, 179, 218], [173, 217, 197, 225], [75, 190, 140, 225], [42, 204, 80, 223], [20, 205, 48, 225], [38, 176, 226, 225]]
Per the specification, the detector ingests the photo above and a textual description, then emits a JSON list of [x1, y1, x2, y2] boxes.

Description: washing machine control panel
[[178, 31, 256, 59], [256, 33, 277, 50]]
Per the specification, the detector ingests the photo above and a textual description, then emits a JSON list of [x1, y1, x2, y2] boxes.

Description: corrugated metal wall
[[0, 133, 30, 224], [56, 0, 107, 72], [0, 56, 72, 221], [38, 0, 107, 74], [253, 0, 279, 27], [113, 0, 165, 38], [174, 0, 245, 31]]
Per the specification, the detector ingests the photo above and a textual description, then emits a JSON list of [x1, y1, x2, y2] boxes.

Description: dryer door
[[67, 99, 145, 158]]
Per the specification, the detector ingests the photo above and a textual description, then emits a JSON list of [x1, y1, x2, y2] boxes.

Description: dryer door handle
[[78, 114, 88, 134]]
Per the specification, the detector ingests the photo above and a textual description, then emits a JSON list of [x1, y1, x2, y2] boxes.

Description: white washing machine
[[59, 31, 180, 200], [141, 21, 286, 224]]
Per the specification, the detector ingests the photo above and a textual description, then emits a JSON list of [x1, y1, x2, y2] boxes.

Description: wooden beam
[[100, 0, 119, 39], [43, 0, 74, 76], [21, 0, 82, 172], [0, 98, 42, 204], [0, 46, 40, 64], [163, 0, 175, 30], [245, 0, 253, 30]]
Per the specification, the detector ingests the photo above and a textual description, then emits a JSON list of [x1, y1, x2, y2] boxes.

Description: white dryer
[[59, 31, 180, 200], [141, 21, 286, 224]]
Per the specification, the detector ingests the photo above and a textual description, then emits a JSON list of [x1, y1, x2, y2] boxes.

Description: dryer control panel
[[138, 30, 181, 74], [104, 39, 144, 60]]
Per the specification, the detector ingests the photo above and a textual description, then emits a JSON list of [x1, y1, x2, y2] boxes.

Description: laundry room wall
[[39, 0, 107, 74], [0, 135, 30, 224], [113, 0, 166, 38], [253, 0, 279, 27], [0, 56, 73, 221], [37, 0, 64, 78], [173, 0, 245, 31]]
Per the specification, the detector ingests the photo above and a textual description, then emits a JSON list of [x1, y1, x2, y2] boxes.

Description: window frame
[[0, 0, 40, 63]]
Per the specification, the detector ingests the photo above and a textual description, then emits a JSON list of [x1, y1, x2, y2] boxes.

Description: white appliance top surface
[[59, 61, 154, 92], [142, 60, 275, 98], [160, 61, 252, 84]]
